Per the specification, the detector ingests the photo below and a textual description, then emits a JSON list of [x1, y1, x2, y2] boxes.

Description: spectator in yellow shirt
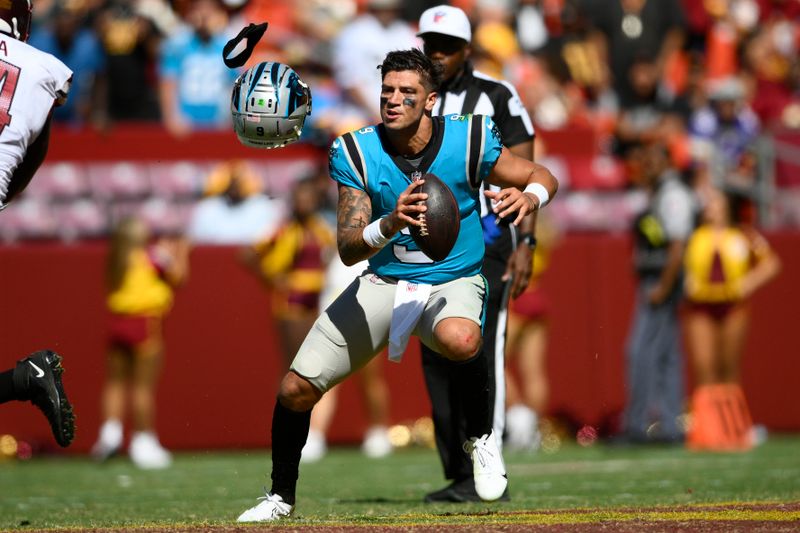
[[241, 177, 335, 364], [684, 188, 780, 451], [92, 217, 189, 468]]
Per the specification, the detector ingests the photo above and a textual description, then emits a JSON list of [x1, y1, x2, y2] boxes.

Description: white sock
[[132, 430, 159, 443], [306, 429, 326, 446], [506, 404, 538, 450], [98, 419, 123, 448]]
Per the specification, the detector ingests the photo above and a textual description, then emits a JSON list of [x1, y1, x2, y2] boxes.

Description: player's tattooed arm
[[337, 184, 378, 265], [336, 182, 428, 265]]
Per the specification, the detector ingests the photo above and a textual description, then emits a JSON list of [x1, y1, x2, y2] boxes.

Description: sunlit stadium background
[[1, 0, 799, 528]]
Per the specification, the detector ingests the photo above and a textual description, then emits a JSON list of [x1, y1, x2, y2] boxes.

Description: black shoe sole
[[424, 492, 482, 503], [424, 484, 510, 503], [424, 492, 511, 503], [32, 353, 76, 448]]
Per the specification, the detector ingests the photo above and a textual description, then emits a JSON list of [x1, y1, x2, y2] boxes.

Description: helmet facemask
[[231, 62, 312, 149]]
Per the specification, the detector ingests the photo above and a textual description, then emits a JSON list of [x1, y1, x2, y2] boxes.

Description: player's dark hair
[[379, 49, 444, 93]]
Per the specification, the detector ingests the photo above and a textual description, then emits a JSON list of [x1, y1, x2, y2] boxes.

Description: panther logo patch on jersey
[[328, 140, 339, 167], [489, 119, 503, 145]]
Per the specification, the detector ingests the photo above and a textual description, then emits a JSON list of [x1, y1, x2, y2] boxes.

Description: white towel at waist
[[388, 280, 432, 362]]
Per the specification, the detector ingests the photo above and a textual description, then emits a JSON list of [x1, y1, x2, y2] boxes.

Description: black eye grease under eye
[[403, 98, 416, 107]]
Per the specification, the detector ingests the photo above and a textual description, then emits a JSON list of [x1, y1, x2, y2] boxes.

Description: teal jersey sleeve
[[328, 133, 367, 192], [478, 115, 504, 184]]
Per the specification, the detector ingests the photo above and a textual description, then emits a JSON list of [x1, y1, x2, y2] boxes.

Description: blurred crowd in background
[[2, 0, 792, 463], [27, 0, 800, 137], [4, 0, 800, 244]]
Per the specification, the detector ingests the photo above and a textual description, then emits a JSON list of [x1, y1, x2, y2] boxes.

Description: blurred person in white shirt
[[331, 0, 418, 124], [188, 160, 284, 245]]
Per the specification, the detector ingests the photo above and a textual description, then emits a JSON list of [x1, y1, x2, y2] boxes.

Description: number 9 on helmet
[[230, 62, 312, 149]]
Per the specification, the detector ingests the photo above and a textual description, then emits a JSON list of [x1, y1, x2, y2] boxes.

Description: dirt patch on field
[[53, 523, 800, 533], [38, 501, 800, 532]]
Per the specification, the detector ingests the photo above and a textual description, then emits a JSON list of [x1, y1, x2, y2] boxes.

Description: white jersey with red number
[[0, 35, 72, 205]]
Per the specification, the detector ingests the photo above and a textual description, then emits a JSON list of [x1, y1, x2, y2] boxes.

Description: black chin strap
[[222, 22, 268, 69]]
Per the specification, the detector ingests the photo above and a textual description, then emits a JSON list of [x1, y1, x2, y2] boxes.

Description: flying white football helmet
[[231, 62, 312, 149]]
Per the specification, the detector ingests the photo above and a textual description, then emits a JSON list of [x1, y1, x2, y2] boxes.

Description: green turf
[[1, 435, 799, 529]]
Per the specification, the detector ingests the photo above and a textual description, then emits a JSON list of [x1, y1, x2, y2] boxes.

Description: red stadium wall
[[1, 234, 799, 453]]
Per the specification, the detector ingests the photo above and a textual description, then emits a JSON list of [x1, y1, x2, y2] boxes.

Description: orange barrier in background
[[1, 234, 798, 453]]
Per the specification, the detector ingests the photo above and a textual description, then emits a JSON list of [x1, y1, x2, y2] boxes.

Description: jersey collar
[[378, 116, 445, 181]]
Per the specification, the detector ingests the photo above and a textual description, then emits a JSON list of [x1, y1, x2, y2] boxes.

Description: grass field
[[2, 435, 800, 531]]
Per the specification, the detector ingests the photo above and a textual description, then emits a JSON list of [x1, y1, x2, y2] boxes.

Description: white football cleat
[[237, 492, 293, 522], [362, 426, 392, 458], [129, 431, 172, 470], [301, 429, 328, 463], [464, 431, 507, 501]]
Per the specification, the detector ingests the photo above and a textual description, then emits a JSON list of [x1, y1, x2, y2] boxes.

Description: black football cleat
[[424, 477, 510, 503], [14, 350, 75, 447]]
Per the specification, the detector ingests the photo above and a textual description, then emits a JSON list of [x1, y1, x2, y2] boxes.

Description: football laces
[[417, 211, 429, 237]]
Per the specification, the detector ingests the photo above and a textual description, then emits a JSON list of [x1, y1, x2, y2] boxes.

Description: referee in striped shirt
[[417, 5, 538, 503]]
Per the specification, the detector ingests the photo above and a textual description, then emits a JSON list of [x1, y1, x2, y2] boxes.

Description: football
[[408, 173, 460, 262]]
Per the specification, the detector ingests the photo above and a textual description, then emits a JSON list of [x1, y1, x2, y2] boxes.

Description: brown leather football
[[408, 173, 460, 262]]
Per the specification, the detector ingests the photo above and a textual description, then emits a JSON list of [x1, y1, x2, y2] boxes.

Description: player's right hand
[[385, 180, 427, 236]]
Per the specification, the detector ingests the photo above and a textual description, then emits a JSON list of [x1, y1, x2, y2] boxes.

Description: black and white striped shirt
[[433, 63, 534, 149], [432, 62, 535, 246]]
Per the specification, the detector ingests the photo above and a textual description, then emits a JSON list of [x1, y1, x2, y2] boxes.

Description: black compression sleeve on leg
[[452, 352, 492, 440], [0, 369, 18, 403], [270, 400, 311, 506]]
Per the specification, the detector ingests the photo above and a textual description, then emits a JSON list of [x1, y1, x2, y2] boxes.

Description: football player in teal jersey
[[237, 49, 558, 522]]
